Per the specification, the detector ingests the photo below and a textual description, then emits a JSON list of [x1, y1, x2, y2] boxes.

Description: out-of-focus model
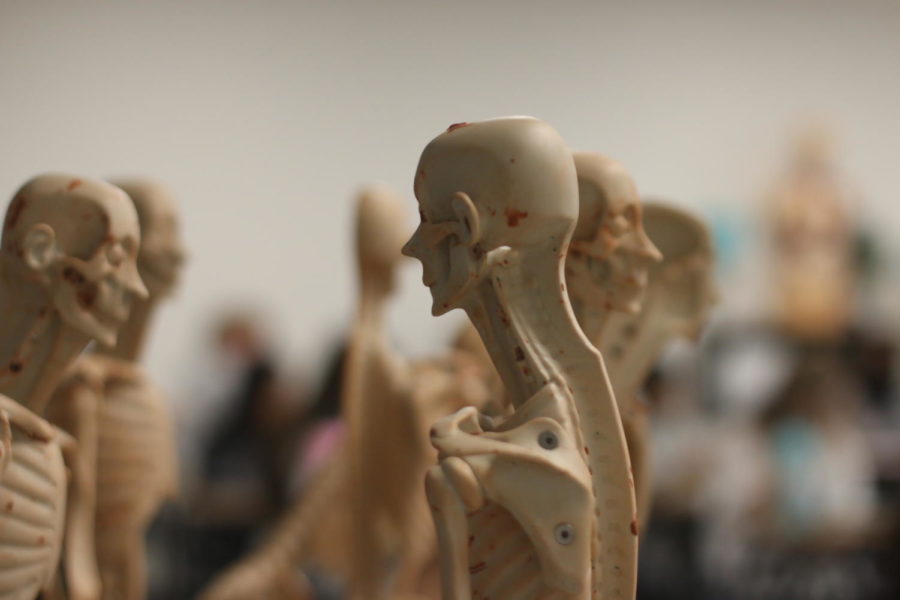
[[0, 174, 147, 600], [48, 178, 183, 600]]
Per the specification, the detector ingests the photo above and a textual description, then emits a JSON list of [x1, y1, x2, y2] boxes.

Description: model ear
[[451, 192, 481, 247], [22, 224, 58, 272]]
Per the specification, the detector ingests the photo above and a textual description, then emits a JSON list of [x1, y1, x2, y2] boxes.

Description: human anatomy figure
[[599, 202, 717, 529], [766, 126, 855, 341], [403, 117, 638, 600], [0, 174, 147, 600], [197, 186, 492, 600], [47, 179, 184, 600]]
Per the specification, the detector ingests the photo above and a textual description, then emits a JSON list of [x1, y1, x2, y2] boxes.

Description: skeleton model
[[403, 117, 638, 600], [47, 179, 183, 600], [449, 152, 667, 535], [767, 126, 855, 341], [198, 186, 492, 600], [599, 202, 717, 530], [340, 185, 492, 600], [561, 154, 662, 539], [0, 174, 146, 600]]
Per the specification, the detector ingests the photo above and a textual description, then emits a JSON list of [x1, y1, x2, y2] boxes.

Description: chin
[[430, 288, 467, 317], [431, 297, 453, 316]]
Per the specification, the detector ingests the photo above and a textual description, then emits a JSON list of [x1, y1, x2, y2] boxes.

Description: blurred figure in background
[[766, 124, 856, 343], [197, 312, 297, 522], [287, 341, 346, 494], [638, 122, 897, 600], [151, 309, 305, 598]]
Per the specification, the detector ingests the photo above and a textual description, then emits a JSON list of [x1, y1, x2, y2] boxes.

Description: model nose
[[124, 260, 149, 300], [402, 227, 423, 259], [637, 230, 663, 263]]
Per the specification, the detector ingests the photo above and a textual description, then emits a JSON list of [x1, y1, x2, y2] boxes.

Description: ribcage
[[0, 430, 67, 600], [96, 377, 172, 526], [467, 502, 576, 600]]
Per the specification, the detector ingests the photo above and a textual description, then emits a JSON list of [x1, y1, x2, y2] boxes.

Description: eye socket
[[608, 214, 631, 236], [420, 221, 456, 247], [106, 242, 125, 267], [623, 204, 639, 226], [538, 430, 558, 450]]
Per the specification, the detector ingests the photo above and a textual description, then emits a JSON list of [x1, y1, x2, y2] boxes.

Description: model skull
[[403, 118, 578, 315], [565, 152, 662, 314], [110, 178, 186, 299], [2, 174, 147, 347]]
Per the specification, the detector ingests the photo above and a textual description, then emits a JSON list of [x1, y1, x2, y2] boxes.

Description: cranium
[[2, 174, 147, 347], [402, 117, 578, 316], [110, 178, 186, 300], [565, 152, 662, 314]]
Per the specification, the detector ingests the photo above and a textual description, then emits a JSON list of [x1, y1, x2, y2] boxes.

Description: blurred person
[[287, 341, 346, 493], [163, 309, 301, 597], [196, 310, 297, 519]]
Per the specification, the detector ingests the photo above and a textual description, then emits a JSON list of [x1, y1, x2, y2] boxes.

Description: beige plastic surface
[[46, 178, 182, 600], [0, 174, 146, 600], [404, 117, 638, 600], [600, 201, 717, 529], [198, 184, 494, 600]]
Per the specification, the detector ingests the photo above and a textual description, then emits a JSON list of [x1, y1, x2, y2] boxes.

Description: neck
[[0, 260, 90, 414], [570, 294, 612, 351], [465, 245, 638, 598], [464, 246, 591, 408], [602, 291, 669, 405], [342, 272, 394, 426], [96, 297, 157, 362], [357, 274, 392, 327]]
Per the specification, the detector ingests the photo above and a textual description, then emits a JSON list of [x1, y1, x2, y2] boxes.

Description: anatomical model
[[0, 174, 146, 600], [599, 201, 717, 529], [198, 185, 492, 600], [404, 117, 638, 600], [767, 126, 855, 341], [47, 179, 183, 600]]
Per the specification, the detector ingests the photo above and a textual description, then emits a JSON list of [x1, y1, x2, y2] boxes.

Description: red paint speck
[[505, 207, 528, 227], [66, 179, 82, 191], [447, 122, 470, 132], [469, 561, 487, 575]]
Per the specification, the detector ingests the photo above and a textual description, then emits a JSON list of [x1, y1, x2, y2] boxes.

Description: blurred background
[[2, 1, 899, 599]]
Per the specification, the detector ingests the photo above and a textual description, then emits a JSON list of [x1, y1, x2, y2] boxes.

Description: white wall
[[2, 0, 898, 402]]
